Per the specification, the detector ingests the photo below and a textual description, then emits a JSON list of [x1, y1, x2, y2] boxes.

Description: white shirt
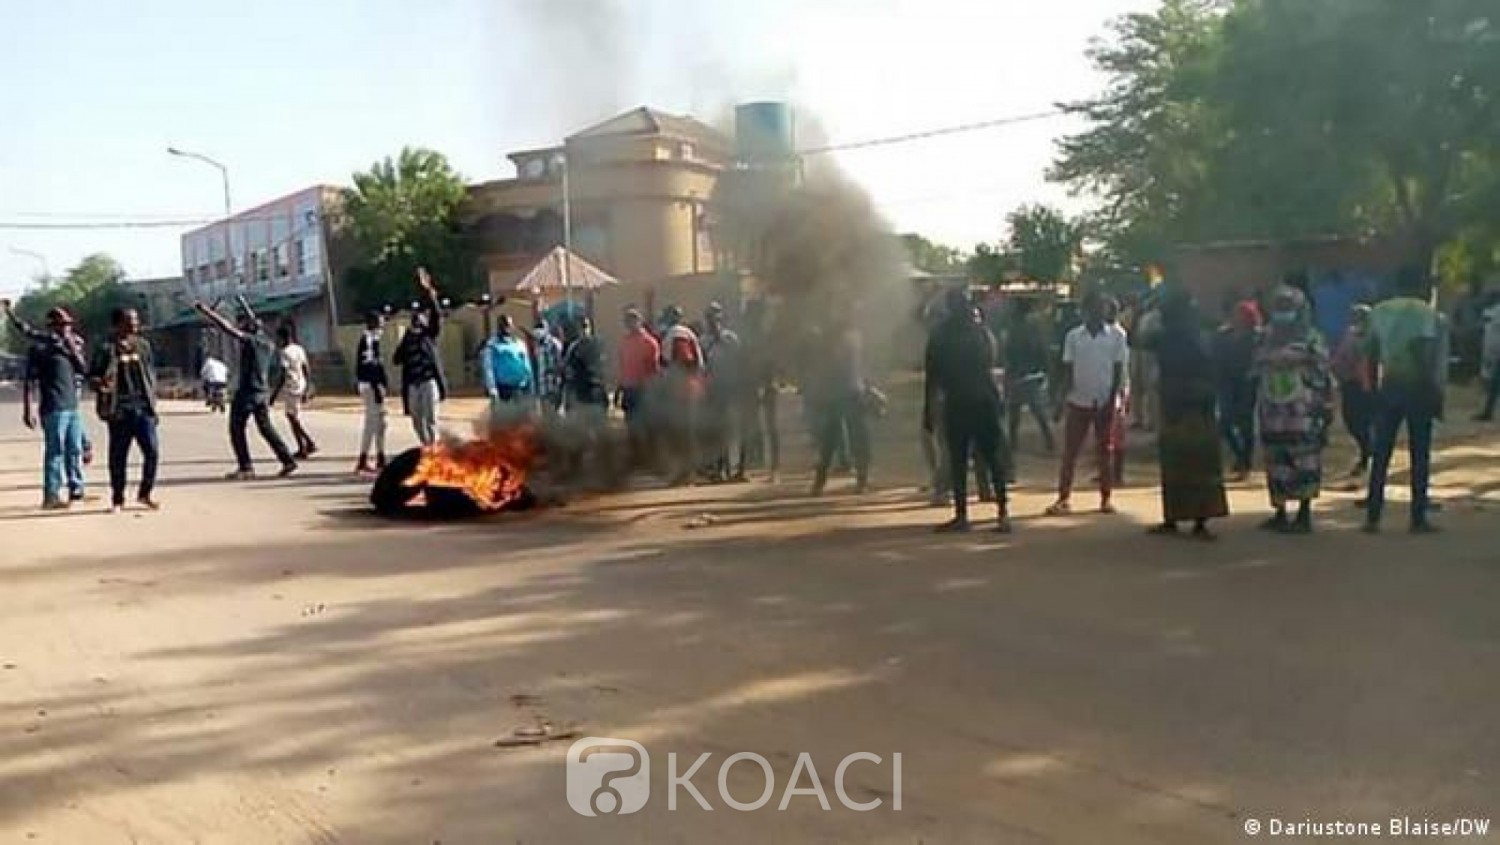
[[279, 343, 310, 396], [200, 358, 229, 383], [1063, 322, 1129, 408]]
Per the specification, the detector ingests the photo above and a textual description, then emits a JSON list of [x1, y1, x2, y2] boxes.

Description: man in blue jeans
[[10, 303, 88, 509], [1363, 267, 1443, 534]]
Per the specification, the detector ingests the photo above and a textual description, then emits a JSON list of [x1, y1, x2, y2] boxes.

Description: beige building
[[465, 107, 737, 327]]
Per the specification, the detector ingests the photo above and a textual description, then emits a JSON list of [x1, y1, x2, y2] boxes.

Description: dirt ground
[[1, 382, 1497, 844]]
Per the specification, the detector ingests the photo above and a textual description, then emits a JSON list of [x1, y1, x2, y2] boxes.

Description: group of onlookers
[[921, 264, 1460, 537]]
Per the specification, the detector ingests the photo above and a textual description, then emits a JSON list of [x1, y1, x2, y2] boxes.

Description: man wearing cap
[[5, 301, 89, 508]]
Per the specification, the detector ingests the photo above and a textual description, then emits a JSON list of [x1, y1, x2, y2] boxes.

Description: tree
[[898, 233, 966, 274], [1050, 0, 1231, 266], [1053, 0, 1500, 277], [4, 254, 135, 353], [966, 243, 1015, 286], [1005, 204, 1085, 283], [341, 147, 475, 314]]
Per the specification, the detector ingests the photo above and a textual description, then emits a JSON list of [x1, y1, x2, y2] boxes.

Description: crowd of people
[[3, 262, 1488, 540], [920, 265, 1461, 536]]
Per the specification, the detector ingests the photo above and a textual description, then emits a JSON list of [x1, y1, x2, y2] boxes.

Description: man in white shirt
[[200, 355, 229, 412], [271, 324, 318, 459], [1047, 292, 1129, 516]]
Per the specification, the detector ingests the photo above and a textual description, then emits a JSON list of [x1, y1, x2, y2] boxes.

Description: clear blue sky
[[0, 0, 1152, 293]]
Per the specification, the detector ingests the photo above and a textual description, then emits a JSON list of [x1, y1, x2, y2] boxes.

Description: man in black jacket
[[194, 299, 298, 480], [90, 307, 163, 511], [924, 289, 1010, 533], [393, 267, 445, 446]]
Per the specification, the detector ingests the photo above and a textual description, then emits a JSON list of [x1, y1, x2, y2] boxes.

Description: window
[[230, 224, 247, 282], [678, 142, 695, 160], [274, 242, 290, 278], [297, 234, 321, 277]]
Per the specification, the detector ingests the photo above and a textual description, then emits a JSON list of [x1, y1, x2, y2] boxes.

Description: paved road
[[1, 387, 1497, 844]]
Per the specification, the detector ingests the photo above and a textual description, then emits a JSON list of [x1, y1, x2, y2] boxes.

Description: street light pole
[[169, 146, 234, 362], [555, 151, 573, 311], [167, 146, 232, 218]]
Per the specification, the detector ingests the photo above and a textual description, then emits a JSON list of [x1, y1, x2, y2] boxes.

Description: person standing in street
[[392, 267, 446, 446], [271, 324, 318, 459], [1253, 285, 1333, 534], [562, 315, 609, 421], [1212, 301, 1261, 481], [1146, 288, 1228, 539], [924, 288, 1010, 532], [810, 315, 872, 496], [1474, 290, 1500, 422], [1363, 267, 1444, 534], [1331, 303, 1376, 478], [194, 299, 298, 479], [1003, 297, 1056, 455], [1046, 292, 1128, 517], [480, 314, 536, 415], [531, 320, 565, 415], [6, 302, 89, 509], [701, 302, 746, 482], [616, 308, 662, 462], [658, 304, 705, 484], [90, 307, 161, 512], [353, 310, 388, 475]]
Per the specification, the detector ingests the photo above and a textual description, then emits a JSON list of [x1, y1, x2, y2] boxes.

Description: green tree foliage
[[965, 243, 1015, 286], [4, 254, 138, 353], [1005, 204, 1085, 283], [341, 147, 476, 314], [1052, 0, 1500, 278], [898, 233, 966, 274]]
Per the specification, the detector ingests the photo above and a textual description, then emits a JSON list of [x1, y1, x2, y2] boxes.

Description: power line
[[798, 109, 1066, 155], [0, 219, 212, 230]]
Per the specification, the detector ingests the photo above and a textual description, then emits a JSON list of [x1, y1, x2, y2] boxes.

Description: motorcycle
[[204, 380, 227, 413]]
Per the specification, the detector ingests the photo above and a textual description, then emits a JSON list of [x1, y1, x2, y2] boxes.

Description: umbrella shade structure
[[512, 247, 620, 295]]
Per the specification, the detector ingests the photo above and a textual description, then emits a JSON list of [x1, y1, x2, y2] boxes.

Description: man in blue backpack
[[481, 314, 536, 416]]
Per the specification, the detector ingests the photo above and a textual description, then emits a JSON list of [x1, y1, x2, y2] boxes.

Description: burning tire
[[369, 444, 540, 519], [370, 448, 425, 515]]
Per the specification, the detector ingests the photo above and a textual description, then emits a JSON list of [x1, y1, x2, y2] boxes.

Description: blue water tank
[[735, 102, 795, 163]]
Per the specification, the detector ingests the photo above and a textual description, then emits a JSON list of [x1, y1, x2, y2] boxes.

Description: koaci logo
[[566, 737, 651, 816]]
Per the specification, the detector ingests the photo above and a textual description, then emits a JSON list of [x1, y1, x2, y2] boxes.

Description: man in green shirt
[[1362, 266, 1442, 533]]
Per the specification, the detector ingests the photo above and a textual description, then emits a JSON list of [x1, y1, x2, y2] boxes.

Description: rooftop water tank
[[735, 102, 795, 164]]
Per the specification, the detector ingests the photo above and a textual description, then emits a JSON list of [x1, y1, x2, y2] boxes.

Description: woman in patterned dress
[[1253, 285, 1334, 533]]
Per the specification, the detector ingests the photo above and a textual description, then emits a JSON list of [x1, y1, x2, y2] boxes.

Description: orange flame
[[404, 423, 542, 511]]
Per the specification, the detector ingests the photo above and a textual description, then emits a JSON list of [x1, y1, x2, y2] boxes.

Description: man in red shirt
[[616, 309, 661, 437]]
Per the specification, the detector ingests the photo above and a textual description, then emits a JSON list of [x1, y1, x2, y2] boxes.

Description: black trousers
[[230, 396, 295, 471], [108, 406, 160, 506], [813, 393, 870, 485], [944, 402, 1007, 518], [1341, 383, 1376, 463]]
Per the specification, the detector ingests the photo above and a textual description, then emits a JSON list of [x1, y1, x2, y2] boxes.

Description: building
[[465, 107, 734, 322], [126, 275, 195, 376], [168, 185, 350, 356]]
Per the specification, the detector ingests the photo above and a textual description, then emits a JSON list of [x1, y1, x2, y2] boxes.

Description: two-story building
[[465, 107, 736, 333], [167, 186, 349, 361]]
